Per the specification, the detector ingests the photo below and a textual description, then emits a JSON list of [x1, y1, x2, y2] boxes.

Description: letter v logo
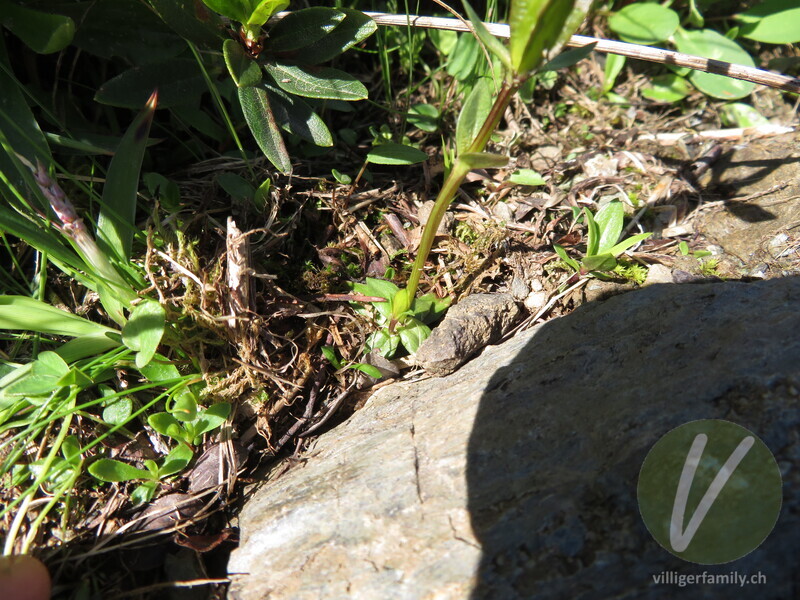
[[638, 420, 782, 564], [669, 433, 754, 552]]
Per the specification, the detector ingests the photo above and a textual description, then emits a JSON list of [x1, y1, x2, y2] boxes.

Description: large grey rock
[[229, 278, 800, 599]]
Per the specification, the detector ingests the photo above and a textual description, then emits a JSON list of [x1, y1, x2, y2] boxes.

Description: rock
[[414, 293, 521, 376], [643, 263, 672, 286], [228, 278, 800, 600], [582, 279, 629, 303]]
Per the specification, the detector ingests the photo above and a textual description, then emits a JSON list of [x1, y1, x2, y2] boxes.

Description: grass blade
[[96, 91, 158, 262], [0, 296, 118, 338]]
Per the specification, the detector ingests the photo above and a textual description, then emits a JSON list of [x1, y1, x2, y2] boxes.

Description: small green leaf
[[238, 85, 291, 172], [594, 201, 624, 254], [737, 0, 800, 44], [264, 63, 368, 101], [391, 288, 412, 319], [57, 367, 92, 389], [89, 458, 154, 482], [553, 244, 580, 272], [352, 278, 400, 301], [459, 152, 508, 170], [367, 143, 427, 166], [4, 351, 69, 396], [170, 388, 198, 422], [608, 232, 652, 257], [144, 459, 159, 478], [139, 357, 181, 383], [411, 293, 451, 325], [462, 0, 512, 73], [247, 0, 289, 27], [266, 7, 346, 52], [608, 3, 679, 45], [158, 443, 193, 478], [102, 396, 133, 426], [201, 0, 249, 23], [122, 299, 165, 368], [720, 102, 769, 128], [0, 0, 75, 54], [641, 73, 692, 103], [602, 53, 626, 95], [581, 253, 618, 272], [508, 169, 546, 186], [331, 169, 351, 184], [688, 0, 705, 28], [367, 329, 400, 359], [148, 412, 187, 441], [131, 480, 158, 504], [584, 208, 600, 257], [191, 402, 231, 437], [456, 78, 493, 156], [398, 318, 431, 355], [350, 363, 383, 379], [223, 38, 262, 88], [62, 435, 82, 464], [407, 104, 440, 133], [321, 345, 342, 369]]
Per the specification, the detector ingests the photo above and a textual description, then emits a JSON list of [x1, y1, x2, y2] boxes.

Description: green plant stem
[[405, 80, 519, 301], [466, 80, 517, 154]]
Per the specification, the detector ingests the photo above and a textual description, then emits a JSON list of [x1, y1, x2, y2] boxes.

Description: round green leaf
[[170, 389, 198, 422], [641, 73, 693, 103], [408, 104, 439, 133], [367, 143, 427, 166], [737, 0, 800, 44], [102, 397, 133, 425], [673, 29, 756, 99], [608, 3, 679, 45], [508, 169, 546, 186], [721, 102, 769, 128]]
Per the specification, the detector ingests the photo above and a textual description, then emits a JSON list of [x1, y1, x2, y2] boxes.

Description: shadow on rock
[[467, 278, 800, 599]]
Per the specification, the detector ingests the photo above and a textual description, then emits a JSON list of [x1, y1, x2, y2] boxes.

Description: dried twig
[[270, 11, 800, 95]]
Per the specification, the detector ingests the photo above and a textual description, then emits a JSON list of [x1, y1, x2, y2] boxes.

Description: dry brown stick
[[270, 11, 800, 95]]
